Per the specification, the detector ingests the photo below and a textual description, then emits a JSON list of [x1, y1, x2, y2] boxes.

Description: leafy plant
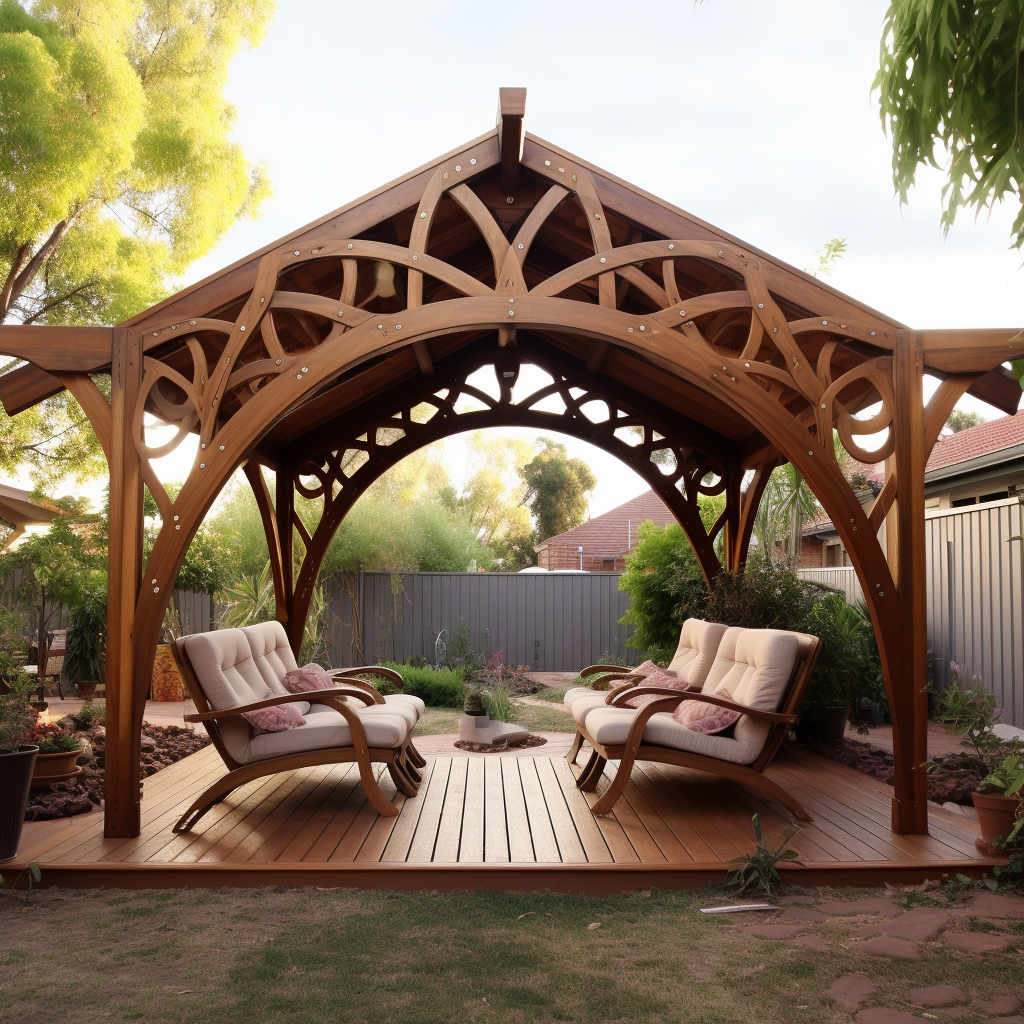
[[32, 724, 81, 754], [0, 607, 35, 754], [482, 682, 514, 723], [377, 662, 467, 708], [0, 862, 41, 904], [979, 752, 1024, 849], [68, 701, 105, 731], [725, 814, 803, 898], [464, 687, 487, 717], [65, 581, 106, 683]]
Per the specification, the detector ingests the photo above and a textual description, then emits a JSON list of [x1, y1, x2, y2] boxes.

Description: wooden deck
[[13, 743, 999, 892]]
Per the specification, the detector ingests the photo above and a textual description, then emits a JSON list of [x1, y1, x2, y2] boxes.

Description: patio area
[[13, 739, 997, 893]]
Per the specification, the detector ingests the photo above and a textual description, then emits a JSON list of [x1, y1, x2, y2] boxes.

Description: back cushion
[[241, 621, 300, 695], [181, 629, 267, 711], [667, 620, 729, 689], [706, 628, 799, 711]]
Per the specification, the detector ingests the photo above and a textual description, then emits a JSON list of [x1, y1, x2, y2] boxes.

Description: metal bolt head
[[175, 525, 180, 531], [412, 254, 418, 260], [758, 303, 764, 309], [822, 320, 828, 325], [870, 331, 876, 336], [377, 324, 383, 329], [712, 372, 719, 378], [470, 158, 477, 165], [599, 257, 606, 264], [455, 165, 462, 172], [173, 515, 179, 522], [544, 160, 551, 166], [508, 310, 514, 317], [201, 443, 206, 449], [301, 366, 308, 373], [154, 586, 160, 593], [518, 243, 524, 249], [718, 250, 724, 257], [668, 244, 674, 250], [152, 579, 157, 584], [420, 212, 427, 218], [507, 197, 514, 204], [877, 590, 884, 597], [294, 250, 300, 256], [628, 327, 634, 333], [639, 325, 645, 332], [219, 445, 225, 451], [807, 450, 814, 456], [275, 358, 282, 365], [395, 324, 401, 330], [821, 403, 827, 409], [199, 463, 205, 469], [347, 243, 353, 250], [239, 325, 245, 331]]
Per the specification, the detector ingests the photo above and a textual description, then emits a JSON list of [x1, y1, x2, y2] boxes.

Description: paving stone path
[[729, 888, 1024, 1021]]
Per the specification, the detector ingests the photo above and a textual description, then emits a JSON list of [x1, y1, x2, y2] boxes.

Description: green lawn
[[415, 701, 575, 736], [2, 886, 1021, 1024]]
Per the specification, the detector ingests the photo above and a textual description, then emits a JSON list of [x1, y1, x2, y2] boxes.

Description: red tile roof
[[926, 410, 1024, 473], [535, 489, 676, 556]]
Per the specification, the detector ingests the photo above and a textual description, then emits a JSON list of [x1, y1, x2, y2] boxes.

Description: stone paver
[[791, 933, 830, 951], [828, 973, 878, 1008], [855, 1008, 926, 1024], [967, 892, 1024, 920], [851, 907, 950, 941], [779, 908, 828, 922], [857, 936, 921, 959], [738, 924, 803, 939], [817, 897, 902, 917], [971, 995, 1022, 1016], [942, 931, 1012, 953], [906, 985, 966, 1008]]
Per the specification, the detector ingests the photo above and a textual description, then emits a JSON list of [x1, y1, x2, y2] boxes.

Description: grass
[[1, 886, 1021, 1023], [415, 700, 576, 736]]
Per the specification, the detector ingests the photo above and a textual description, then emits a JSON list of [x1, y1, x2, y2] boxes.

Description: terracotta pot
[[971, 789, 1023, 852], [151, 643, 184, 702], [0, 746, 37, 862], [30, 749, 82, 788], [76, 680, 98, 700]]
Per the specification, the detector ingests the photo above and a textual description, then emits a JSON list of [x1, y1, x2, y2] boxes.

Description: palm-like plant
[[752, 464, 817, 562]]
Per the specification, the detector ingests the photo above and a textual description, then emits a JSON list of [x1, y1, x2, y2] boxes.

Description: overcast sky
[[145, 1, 1024, 516]]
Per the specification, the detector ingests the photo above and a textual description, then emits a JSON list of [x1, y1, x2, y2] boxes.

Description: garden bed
[[25, 721, 210, 822]]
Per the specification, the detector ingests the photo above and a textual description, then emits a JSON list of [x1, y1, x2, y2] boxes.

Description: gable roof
[[926, 411, 1024, 474], [535, 489, 675, 557]]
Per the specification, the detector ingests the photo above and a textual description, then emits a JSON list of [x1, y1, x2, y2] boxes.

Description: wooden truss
[[1, 88, 1021, 840]]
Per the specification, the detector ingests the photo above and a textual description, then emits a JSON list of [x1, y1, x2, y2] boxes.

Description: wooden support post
[[276, 459, 297, 651], [888, 330, 929, 835], [104, 328, 145, 838], [498, 87, 526, 195]]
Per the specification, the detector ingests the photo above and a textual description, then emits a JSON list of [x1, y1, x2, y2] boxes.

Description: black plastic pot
[[1, 745, 38, 863]]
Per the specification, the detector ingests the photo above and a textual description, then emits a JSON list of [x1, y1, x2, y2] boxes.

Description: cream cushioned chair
[[564, 619, 729, 765], [170, 628, 422, 832], [571, 626, 821, 819]]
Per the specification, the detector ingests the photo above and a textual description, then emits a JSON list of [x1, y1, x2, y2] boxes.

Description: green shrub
[[379, 662, 467, 708]]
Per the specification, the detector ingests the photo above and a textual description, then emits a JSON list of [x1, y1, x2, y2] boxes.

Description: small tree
[[519, 437, 596, 542]]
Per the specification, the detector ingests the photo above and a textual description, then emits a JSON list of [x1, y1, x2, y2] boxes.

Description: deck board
[[13, 741, 1000, 891]]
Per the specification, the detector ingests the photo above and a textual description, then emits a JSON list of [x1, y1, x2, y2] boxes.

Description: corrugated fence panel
[[355, 571, 637, 671], [798, 567, 864, 603], [926, 499, 1024, 729]]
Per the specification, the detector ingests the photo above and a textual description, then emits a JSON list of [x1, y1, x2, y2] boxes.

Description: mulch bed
[[454, 735, 548, 753], [25, 722, 210, 821], [805, 737, 982, 804]]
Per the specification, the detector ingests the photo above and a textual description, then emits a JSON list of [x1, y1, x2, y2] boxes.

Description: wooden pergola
[[1, 89, 1020, 842]]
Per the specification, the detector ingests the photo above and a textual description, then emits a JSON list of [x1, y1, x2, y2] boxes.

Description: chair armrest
[[586, 671, 643, 692], [580, 663, 631, 681], [183, 687, 370, 723], [331, 666, 404, 689], [605, 680, 646, 702]]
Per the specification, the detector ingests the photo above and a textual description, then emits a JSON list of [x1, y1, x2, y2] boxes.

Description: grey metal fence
[[355, 571, 636, 672], [925, 497, 1024, 729], [798, 567, 864, 603]]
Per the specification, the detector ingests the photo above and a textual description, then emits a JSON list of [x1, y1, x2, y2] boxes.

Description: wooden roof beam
[[498, 88, 526, 195]]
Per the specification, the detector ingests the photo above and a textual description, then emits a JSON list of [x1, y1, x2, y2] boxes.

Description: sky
[[45, 1, 1024, 519]]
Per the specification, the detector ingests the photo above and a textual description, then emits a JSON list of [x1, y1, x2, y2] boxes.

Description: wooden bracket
[[497, 87, 526, 196]]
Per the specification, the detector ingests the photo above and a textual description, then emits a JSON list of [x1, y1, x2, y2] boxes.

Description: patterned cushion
[[672, 688, 741, 734], [242, 702, 306, 732], [624, 668, 691, 708], [632, 660, 660, 677], [284, 663, 335, 693]]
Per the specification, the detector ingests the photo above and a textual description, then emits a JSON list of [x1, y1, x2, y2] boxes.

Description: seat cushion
[[571, 690, 613, 726], [666, 619, 729, 688], [243, 705, 411, 763], [583, 706, 765, 765], [240, 621, 299, 695], [382, 693, 426, 718]]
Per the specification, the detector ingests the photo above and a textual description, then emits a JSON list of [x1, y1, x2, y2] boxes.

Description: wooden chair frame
[[170, 641, 421, 832], [570, 633, 822, 819]]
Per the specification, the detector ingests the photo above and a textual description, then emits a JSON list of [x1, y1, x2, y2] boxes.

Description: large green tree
[[518, 437, 597, 543], [875, 0, 1024, 248], [0, 0, 275, 326]]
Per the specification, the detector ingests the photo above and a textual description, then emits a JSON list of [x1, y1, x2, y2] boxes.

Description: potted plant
[[973, 752, 1024, 855], [65, 583, 106, 700], [464, 687, 488, 718], [0, 611, 39, 862], [29, 723, 83, 788]]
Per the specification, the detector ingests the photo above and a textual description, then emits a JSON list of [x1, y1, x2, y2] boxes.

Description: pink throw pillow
[[242, 702, 306, 732], [283, 663, 335, 693], [624, 668, 690, 708], [632, 660, 660, 677], [672, 688, 742, 734]]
